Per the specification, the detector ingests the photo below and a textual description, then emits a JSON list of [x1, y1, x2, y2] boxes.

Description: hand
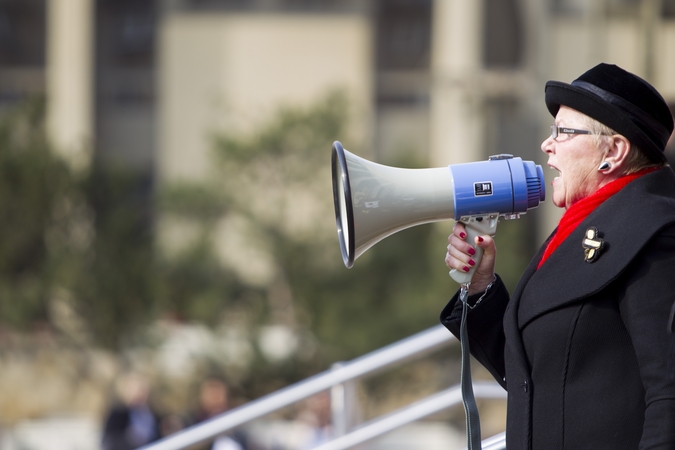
[[445, 222, 497, 295]]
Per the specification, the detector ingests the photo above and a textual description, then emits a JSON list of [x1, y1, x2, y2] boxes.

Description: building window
[[663, 0, 675, 18], [483, 0, 523, 68], [0, 0, 45, 67], [375, 0, 432, 71]]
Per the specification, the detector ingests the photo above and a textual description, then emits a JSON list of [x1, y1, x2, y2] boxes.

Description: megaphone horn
[[331, 140, 545, 285]]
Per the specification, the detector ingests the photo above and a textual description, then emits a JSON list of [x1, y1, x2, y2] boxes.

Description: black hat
[[545, 63, 674, 163]]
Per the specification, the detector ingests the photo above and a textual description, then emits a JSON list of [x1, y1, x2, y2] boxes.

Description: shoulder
[[617, 167, 675, 212], [589, 169, 675, 277], [595, 168, 675, 240]]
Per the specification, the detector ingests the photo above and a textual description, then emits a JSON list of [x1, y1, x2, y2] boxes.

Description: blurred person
[[295, 391, 332, 448], [190, 377, 247, 450], [443, 63, 675, 448], [158, 412, 186, 438], [101, 372, 160, 450]]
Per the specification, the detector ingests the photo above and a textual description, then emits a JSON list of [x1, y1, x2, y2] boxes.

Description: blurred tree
[[0, 91, 533, 398], [158, 91, 466, 397], [0, 98, 159, 349], [0, 97, 77, 327], [74, 164, 158, 349]]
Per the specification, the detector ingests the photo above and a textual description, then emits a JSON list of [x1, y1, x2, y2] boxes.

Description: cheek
[[567, 162, 591, 188], [561, 165, 593, 205]]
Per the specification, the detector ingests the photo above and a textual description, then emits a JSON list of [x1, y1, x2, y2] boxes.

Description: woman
[[442, 63, 675, 449]]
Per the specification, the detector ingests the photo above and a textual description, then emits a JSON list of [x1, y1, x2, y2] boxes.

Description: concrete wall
[[158, 13, 374, 182]]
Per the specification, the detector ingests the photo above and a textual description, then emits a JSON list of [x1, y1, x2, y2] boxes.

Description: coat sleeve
[[618, 224, 675, 449], [440, 274, 510, 389]]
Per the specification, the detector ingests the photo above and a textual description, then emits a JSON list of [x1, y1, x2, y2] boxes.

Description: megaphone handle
[[449, 217, 498, 285]]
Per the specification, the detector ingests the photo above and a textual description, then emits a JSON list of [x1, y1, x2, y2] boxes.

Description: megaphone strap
[[460, 285, 483, 450]]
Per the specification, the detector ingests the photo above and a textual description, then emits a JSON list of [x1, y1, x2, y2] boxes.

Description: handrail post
[[331, 362, 346, 437], [330, 362, 360, 437]]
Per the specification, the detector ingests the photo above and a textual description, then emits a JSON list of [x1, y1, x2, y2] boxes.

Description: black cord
[[459, 284, 482, 450]]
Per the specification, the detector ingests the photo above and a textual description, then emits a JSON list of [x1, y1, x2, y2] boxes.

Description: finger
[[474, 234, 496, 260], [445, 251, 472, 273], [448, 233, 477, 258], [451, 222, 467, 242], [471, 235, 497, 278], [446, 242, 477, 270]]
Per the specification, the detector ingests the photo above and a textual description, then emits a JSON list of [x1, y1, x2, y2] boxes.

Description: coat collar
[[512, 167, 675, 329]]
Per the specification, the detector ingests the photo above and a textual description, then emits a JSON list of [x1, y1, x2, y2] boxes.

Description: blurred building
[[2, 0, 675, 240]]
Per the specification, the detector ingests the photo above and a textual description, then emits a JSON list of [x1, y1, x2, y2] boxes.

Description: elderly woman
[[442, 63, 675, 449]]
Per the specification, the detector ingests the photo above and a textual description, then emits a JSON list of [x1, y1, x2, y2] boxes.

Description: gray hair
[[581, 115, 665, 174]]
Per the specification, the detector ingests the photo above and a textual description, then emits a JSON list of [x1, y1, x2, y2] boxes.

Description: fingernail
[[463, 266, 470, 272], [477, 236, 484, 242], [468, 247, 475, 256], [460, 232, 466, 239], [468, 259, 475, 266]]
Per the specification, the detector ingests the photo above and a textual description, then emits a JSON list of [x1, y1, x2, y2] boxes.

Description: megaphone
[[331, 140, 545, 285]]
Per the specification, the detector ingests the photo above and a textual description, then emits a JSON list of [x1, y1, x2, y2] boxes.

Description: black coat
[[441, 167, 675, 449], [101, 404, 160, 450]]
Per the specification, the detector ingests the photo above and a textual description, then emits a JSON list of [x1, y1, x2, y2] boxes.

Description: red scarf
[[537, 167, 658, 269]]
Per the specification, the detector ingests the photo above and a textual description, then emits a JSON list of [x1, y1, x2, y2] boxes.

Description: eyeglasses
[[550, 125, 591, 141]]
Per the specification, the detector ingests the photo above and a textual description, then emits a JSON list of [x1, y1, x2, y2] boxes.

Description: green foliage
[[159, 91, 463, 396], [73, 166, 159, 349], [0, 99, 159, 349], [0, 90, 534, 393], [0, 98, 75, 327], [157, 237, 256, 325]]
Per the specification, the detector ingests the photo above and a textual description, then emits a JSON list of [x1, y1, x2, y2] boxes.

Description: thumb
[[472, 234, 497, 285]]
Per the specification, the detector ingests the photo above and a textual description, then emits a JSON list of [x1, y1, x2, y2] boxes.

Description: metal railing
[[472, 432, 507, 450], [311, 382, 506, 450], [140, 325, 507, 450]]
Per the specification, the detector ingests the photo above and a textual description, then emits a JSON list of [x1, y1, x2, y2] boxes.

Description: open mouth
[[548, 164, 560, 183]]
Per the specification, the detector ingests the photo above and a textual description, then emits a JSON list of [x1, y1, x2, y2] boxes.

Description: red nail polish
[[460, 232, 466, 239], [477, 236, 484, 242], [463, 266, 470, 272], [468, 259, 475, 266], [468, 247, 476, 256]]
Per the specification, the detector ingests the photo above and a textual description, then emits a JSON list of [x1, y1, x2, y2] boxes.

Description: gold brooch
[[582, 227, 604, 263]]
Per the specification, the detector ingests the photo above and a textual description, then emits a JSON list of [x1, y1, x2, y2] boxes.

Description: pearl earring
[[598, 161, 611, 172]]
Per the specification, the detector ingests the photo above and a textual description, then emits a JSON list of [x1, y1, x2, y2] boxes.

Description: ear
[[603, 134, 631, 172]]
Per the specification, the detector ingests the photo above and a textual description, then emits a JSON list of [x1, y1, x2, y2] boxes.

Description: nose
[[541, 136, 554, 154]]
